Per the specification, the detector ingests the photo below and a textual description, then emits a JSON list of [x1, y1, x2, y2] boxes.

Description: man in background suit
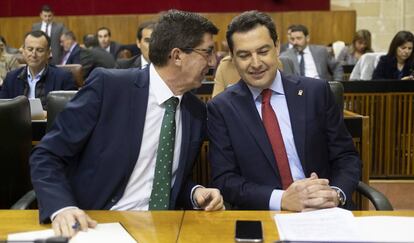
[[59, 31, 80, 65], [97, 27, 122, 59], [32, 5, 67, 65], [30, 10, 224, 237], [80, 34, 116, 79], [281, 24, 343, 81], [117, 21, 156, 69], [208, 11, 361, 211], [279, 24, 295, 53], [0, 31, 76, 109]]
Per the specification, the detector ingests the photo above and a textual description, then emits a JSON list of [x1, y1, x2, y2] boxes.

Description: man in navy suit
[[208, 11, 361, 212], [0, 30, 76, 109], [30, 10, 224, 237], [59, 31, 81, 65], [97, 27, 122, 59]]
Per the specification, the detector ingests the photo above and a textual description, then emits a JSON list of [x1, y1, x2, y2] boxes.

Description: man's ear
[[275, 40, 280, 56], [306, 35, 311, 43], [136, 39, 141, 49], [170, 48, 183, 66]]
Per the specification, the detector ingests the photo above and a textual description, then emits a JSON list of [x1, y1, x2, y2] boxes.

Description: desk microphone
[[1, 236, 69, 243]]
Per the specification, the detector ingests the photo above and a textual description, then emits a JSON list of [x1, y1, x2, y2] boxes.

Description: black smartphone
[[235, 220, 263, 242]]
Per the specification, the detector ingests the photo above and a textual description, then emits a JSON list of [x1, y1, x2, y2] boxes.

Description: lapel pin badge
[[298, 90, 304, 96]]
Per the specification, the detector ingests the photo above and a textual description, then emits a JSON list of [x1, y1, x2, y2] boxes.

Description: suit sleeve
[[372, 57, 386, 80], [62, 70, 78, 90], [207, 100, 275, 209], [0, 72, 13, 98], [326, 49, 343, 81], [30, 70, 104, 223]]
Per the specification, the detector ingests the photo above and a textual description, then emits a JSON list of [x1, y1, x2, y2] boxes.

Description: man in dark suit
[[80, 34, 116, 79], [280, 24, 295, 54], [208, 11, 361, 212], [59, 31, 80, 65], [30, 10, 224, 237], [0, 30, 76, 109], [280, 24, 343, 81], [32, 5, 67, 65], [117, 21, 156, 69], [97, 27, 122, 59]]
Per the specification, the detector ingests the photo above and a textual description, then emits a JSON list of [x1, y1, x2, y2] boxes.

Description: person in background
[[337, 29, 373, 65], [97, 27, 122, 59], [59, 31, 81, 65], [0, 35, 20, 55], [30, 10, 224, 238], [372, 31, 414, 80], [32, 5, 67, 65], [208, 11, 361, 211], [0, 38, 19, 87], [280, 24, 343, 81], [280, 24, 295, 53], [117, 21, 156, 69], [80, 34, 116, 79], [0, 31, 76, 109]]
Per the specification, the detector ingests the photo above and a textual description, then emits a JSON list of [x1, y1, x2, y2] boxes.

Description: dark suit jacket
[[281, 45, 343, 81], [32, 22, 67, 65], [64, 44, 81, 65], [207, 73, 361, 210], [372, 55, 413, 80], [80, 47, 116, 79], [0, 65, 77, 109], [30, 67, 206, 223], [109, 41, 122, 59], [117, 55, 142, 69]]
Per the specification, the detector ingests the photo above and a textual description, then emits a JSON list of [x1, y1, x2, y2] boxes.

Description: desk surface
[[1, 210, 414, 242]]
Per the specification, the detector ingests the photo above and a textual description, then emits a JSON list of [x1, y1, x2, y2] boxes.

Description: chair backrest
[[57, 64, 84, 88], [328, 81, 344, 111], [349, 52, 386, 80], [46, 91, 78, 132], [0, 96, 32, 208]]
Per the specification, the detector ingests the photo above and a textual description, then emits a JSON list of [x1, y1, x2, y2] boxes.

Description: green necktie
[[149, 97, 179, 210]]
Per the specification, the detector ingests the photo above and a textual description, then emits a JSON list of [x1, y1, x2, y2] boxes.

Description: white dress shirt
[[41, 22, 51, 36], [27, 67, 45, 98], [297, 46, 319, 79], [141, 55, 149, 69]]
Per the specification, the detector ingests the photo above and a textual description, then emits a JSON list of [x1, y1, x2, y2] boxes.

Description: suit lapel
[[281, 73, 306, 169], [128, 69, 149, 172], [231, 82, 278, 174]]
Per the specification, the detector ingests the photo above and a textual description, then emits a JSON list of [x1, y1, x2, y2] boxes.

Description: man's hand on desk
[[281, 172, 338, 212], [52, 208, 97, 238], [193, 187, 225, 211]]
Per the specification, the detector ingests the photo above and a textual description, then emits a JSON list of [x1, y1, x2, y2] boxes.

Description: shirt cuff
[[330, 186, 347, 204], [51, 206, 79, 222], [269, 189, 284, 210], [190, 185, 204, 209]]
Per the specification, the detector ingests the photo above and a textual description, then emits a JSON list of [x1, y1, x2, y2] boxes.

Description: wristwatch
[[335, 188, 346, 206]]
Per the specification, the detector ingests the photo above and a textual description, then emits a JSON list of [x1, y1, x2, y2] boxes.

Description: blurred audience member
[[0, 31, 76, 109], [80, 34, 116, 79], [337, 29, 373, 65], [373, 31, 414, 80], [32, 5, 67, 65], [0, 38, 19, 86], [117, 21, 156, 69], [280, 24, 295, 53], [60, 31, 81, 65], [0, 35, 20, 55], [281, 24, 343, 81], [97, 27, 122, 59]]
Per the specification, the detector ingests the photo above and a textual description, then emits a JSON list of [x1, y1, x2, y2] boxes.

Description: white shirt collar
[[149, 64, 182, 106], [27, 66, 45, 80], [141, 55, 149, 67], [247, 70, 284, 101]]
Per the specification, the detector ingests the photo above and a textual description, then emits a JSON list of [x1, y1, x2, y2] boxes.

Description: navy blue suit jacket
[[30, 67, 206, 223], [65, 44, 81, 65], [207, 73, 361, 210], [0, 65, 77, 109]]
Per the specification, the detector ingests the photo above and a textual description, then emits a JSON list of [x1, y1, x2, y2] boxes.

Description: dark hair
[[83, 34, 99, 48], [149, 9, 218, 66], [24, 30, 51, 49], [97, 27, 111, 37], [40, 4, 53, 13], [289, 24, 309, 37], [387, 30, 414, 65], [0, 35, 6, 45], [62, 31, 76, 41], [226, 11, 278, 53], [137, 21, 157, 41], [352, 29, 373, 53]]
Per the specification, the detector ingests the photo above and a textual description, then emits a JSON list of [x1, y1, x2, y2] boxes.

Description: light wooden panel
[[0, 11, 355, 50]]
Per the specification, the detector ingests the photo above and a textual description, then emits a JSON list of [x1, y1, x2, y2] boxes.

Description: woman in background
[[373, 31, 414, 80], [337, 29, 373, 65], [0, 38, 19, 87]]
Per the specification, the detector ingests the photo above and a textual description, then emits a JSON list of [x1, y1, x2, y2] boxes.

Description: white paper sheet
[[274, 207, 414, 242], [8, 222, 137, 243]]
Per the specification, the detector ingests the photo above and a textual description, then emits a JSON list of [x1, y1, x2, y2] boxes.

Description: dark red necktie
[[261, 89, 293, 189]]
